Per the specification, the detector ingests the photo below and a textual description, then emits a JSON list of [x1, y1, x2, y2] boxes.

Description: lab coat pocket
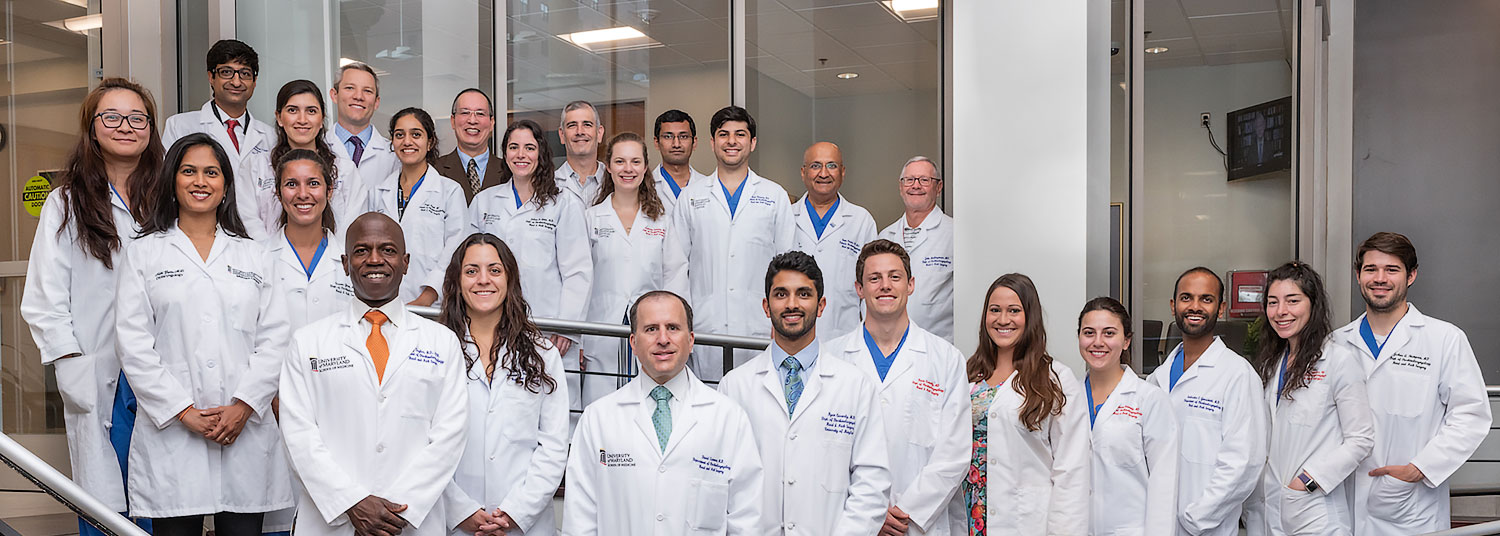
[[1279, 488, 1332, 535], [1367, 476, 1437, 526], [1289, 382, 1330, 426], [501, 386, 542, 444], [1181, 416, 1222, 465], [1380, 371, 1431, 418], [52, 355, 99, 414], [820, 439, 855, 493], [688, 479, 730, 531], [1096, 421, 1143, 468], [904, 396, 937, 461], [518, 222, 554, 270]]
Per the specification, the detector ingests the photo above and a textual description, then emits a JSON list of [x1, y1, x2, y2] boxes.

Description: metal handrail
[[0, 433, 149, 536], [1425, 520, 1500, 536]]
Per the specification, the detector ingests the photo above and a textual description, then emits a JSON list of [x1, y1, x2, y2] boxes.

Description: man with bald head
[[279, 213, 469, 536], [791, 142, 877, 338]]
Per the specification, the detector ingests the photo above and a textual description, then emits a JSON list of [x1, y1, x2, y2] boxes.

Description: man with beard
[[652, 109, 709, 214], [1333, 232, 1490, 535], [556, 100, 607, 205], [718, 252, 892, 535], [279, 213, 469, 536], [1145, 267, 1266, 536]]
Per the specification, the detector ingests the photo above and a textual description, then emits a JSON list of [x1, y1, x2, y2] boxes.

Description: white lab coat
[[366, 164, 469, 302], [718, 346, 893, 535], [163, 102, 276, 231], [653, 165, 709, 215], [790, 194, 878, 339], [442, 338, 569, 535], [1257, 344, 1375, 536], [1145, 337, 1268, 536], [263, 229, 354, 328], [556, 160, 605, 208], [326, 128, 401, 193], [20, 189, 135, 512], [468, 184, 593, 338], [967, 361, 1091, 535], [877, 211, 955, 342], [1089, 369, 1180, 536], [242, 151, 367, 239], [1333, 305, 1492, 536], [827, 324, 971, 536], [279, 301, 469, 536], [114, 225, 292, 517], [563, 370, 765, 535], [671, 170, 796, 380], [580, 196, 687, 406]]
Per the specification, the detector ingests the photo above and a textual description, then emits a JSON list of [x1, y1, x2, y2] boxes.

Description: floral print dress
[[965, 381, 1003, 536]]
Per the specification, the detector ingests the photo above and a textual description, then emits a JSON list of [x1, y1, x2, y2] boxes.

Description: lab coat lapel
[[1369, 306, 1425, 372], [792, 359, 832, 424], [1167, 338, 1224, 390], [271, 233, 307, 275], [662, 389, 703, 460], [604, 195, 636, 246], [758, 355, 786, 415], [378, 312, 416, 392], [238, 121, 268, 161], [343, 317, 384, 388], [792, 194, 820, 244], [707, 173, 733, 219], [1093, 370, 1136, 428], [881, 327, 920, 388]]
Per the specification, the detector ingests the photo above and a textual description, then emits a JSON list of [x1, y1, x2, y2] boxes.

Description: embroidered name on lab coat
[[822, 412, 858, 436], [258, 177, 276, 189], [407, 348, 445, 365], [922, 256, 952, 268], [418, 204, 445, 217], [595, 226, 616, 239], [839, 238, 861, 255], [1184, 395, 1223, 413], [332, 281, 355, 297], [227, 265, 265, 285], [643, 227, 666, 238], [748, 195, 775, 207], [527, 217, 557, 231], [1112, 405, 1142, 420], [155, 269, 185, 280], [913, 379, 946, 397], [599, 449, 636, 467], [250, 146, 269, 155], [1306, 370, 1328, 381], [1390, 353, 1431, 371], [310, 355, 353, 372], [693, 455, 731, 475], [690, 197, 711, 210]]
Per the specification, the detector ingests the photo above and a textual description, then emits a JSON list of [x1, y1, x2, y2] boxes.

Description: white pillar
[[951, 1, 1107, 372]]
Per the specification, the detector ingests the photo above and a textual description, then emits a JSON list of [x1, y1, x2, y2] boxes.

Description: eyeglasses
[[898, 176, 941, 186], [95, 112, 151, 130], [213, 67, 256, 81], [657, 133, 694, 142], [454, 109, 492, 120], [805, 162, 841, 172]]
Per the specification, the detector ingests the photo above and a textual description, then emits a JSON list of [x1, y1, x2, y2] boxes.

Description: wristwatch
[[1297, 471, 1319, 492]]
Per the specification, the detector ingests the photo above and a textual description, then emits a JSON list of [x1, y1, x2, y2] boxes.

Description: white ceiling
[[1113, 0, 1294, 73]]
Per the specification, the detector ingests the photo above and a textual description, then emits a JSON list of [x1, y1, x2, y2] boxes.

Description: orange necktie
[[364, 311, 389, 381]]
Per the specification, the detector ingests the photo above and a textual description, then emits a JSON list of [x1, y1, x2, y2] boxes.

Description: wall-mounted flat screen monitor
[[1227, 96, 1292, 181]]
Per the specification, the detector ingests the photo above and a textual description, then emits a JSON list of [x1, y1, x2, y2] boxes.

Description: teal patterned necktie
[[650, 385, 673, 452], [782, 356, 804, 417]]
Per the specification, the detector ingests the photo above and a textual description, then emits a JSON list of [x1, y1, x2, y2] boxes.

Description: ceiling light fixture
[[560, 26, 662, 53], [880, 0, 939, 23], [45, 13, 103, 34], [837, 72, 859, 80], [1145, 46, 1169, 54]]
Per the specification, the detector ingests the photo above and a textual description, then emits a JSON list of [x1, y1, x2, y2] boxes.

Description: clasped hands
[[177, 399, 253, 446]]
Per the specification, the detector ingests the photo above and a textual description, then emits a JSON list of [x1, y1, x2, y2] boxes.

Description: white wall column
[[951, 1, 1105, 371]]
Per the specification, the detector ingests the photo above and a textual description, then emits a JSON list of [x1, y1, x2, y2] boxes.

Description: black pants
[[151, 512, 264, 536]]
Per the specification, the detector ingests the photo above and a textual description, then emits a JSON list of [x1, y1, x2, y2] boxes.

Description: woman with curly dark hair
[[437, 233, 568, 536]]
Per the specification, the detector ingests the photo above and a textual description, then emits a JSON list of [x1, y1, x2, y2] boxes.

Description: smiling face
[[174, 145, 227, 217], [277, 159, 329, 228], [452, 91, 495, 155], [800, 142, 845, 200], [331, 68, 379, 129], [630, 295, 696, 384], [984, 286, 1026, 351], [856, 253, 914, 319], [655, 120, 696, 166], [94, 89, 151, 160], [277, 92, 324, 149], [1171, 272, 1222, 339], [504, 127, 541, 181], [559, 106, 602, 159], [1265, 279, 1312, 342], [712, 120, 756, 168], [764, 270, 826, 342], [459, 243, 508, 316], [391, 114, 431, 167], [1078, 310, 1130, 371], [1357, 250, 1415, 313], [209, 60, 256, 110], [607, 140, 647, 196], [899, 160, 942, 213], [343, 215, 409, 306]]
